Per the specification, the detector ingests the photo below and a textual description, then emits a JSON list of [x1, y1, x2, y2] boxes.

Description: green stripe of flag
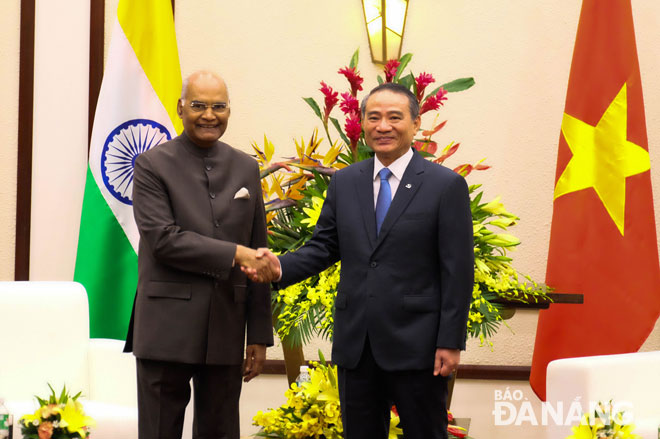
[[74, 167, 137, 339]]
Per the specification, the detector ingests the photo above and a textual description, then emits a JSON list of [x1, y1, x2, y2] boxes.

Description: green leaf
[[357, 141, 373, 156], [58, 384, 67, 404], [330, 117, 351, 146], [377, 75, 384, 85], [416, 149, 435, 158], [312, 171, 330, 191], [349, 48, 360, 68], [440, 77, 475, 93], [472, 191, 484, 205], [303, 97, 323, 120], [394, 53, 413, 82], [398, 72, 415, 90]]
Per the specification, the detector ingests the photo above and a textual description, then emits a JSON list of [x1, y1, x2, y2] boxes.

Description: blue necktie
[[376, 168, 392, 235]]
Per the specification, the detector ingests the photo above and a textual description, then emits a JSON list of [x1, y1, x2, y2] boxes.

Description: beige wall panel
[[0, 0, 21, 280], [21, 1, 657, 361], [29, 0, 89, 280], [173, 1, 660, 364]]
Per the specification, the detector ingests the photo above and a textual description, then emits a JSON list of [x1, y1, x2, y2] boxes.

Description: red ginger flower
[[338, 66, 364, 97], [414, 72, 436, 102], [420, 87, 448, 115], [344, 112, 362, 152], [339, 92, 360, 117], [320, 81, 338, 122], [384, 59, 400, 82]]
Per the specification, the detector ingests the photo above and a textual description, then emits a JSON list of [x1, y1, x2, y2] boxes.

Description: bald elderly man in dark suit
[[124, 71, 275, 439]]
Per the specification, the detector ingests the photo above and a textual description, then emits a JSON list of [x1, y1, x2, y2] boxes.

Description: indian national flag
[[74, 0, 183, 339]]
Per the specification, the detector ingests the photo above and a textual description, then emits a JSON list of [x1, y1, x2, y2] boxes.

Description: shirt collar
[[373, 147, 414, 181]]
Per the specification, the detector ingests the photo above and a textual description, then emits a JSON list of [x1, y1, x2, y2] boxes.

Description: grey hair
[[360, 82, 419, 120]]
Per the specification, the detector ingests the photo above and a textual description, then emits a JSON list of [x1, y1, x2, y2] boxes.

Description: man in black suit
[[125, 71, 275, 439], [245, 82, 473, 439]]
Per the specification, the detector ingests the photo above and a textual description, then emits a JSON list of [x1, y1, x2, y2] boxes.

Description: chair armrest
[[546, 351, 660, 439], [88, 339, 137, 407]]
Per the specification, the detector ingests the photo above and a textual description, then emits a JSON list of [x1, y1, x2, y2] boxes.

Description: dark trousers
[[338, 338, 448, 439], [136, 358, 243, 439]]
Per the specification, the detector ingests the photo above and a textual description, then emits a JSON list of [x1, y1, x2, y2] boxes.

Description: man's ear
[[414, 116, 422, 131], [176, 99, 183, 118]]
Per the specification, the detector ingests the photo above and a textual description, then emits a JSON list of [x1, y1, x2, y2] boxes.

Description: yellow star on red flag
[[554, 83, 650, 235]]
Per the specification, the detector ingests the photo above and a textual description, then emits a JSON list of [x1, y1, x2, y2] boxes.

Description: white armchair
[[0, 281, 139, 439], [546, 351, 660, 439]]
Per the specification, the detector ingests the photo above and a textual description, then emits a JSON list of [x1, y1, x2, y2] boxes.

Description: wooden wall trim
[[14, 0, 36, 281], [456, 364, 530, 381], [261, 360, 531, 381], [88, 0, 105, 145]]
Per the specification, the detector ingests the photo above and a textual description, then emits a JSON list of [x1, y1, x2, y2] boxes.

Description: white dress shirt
[[274, 148, 415, 282], [373, 147, 414, 207]]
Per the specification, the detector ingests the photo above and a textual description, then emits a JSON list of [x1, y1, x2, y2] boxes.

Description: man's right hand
[[236, 246, 281, 283]]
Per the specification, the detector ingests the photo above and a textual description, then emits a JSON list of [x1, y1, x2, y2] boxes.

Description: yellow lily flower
[[481, 196, 516, 217], [475, 258, 490, 273], [489, 217, 516, 229], [566, 422, 595, 439], [20, 408, 43, 427], [488, 234, 521, 247], [301, 194, 325, 229], [388, 415, 403, 439], [59, 400, 95, 438]]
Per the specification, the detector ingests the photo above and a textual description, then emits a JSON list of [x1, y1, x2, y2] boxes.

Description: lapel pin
[[405, 184, 412, 189]]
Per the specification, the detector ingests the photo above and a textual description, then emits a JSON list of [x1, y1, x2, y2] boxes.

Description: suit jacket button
[[214, 220, 220, 228], [370, 261, 377, 268], [209, 192, 216, 199], [205, 164, 212, 171]]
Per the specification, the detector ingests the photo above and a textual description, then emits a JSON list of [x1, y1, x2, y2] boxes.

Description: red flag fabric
[[529, 0, 660, 401]]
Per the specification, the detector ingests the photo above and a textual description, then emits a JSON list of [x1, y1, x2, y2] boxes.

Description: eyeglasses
[[187, 100, 229, 113]]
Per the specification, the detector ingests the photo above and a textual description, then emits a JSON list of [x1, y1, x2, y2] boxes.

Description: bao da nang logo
[[101, 119, 172, 205], [491, 388, 635, 426]]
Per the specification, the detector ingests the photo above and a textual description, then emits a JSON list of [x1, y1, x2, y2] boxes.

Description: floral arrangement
[[253, 352, 470, 439], [252, 352, 344, 439], [447, 411, 471, 439], [252, 49, 549, 348], [565, 401, 640, 439], [19, 385, 95, 439]]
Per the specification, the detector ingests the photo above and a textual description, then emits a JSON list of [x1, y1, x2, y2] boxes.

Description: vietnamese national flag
[[529, 0, 660, 400]]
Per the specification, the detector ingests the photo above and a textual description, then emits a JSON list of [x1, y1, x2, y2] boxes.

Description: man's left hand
[[243, 344, 266, 382], [434, 348, 460, 377]]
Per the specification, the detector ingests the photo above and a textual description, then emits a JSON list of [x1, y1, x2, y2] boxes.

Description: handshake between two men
[[235, 245, 282, 283]]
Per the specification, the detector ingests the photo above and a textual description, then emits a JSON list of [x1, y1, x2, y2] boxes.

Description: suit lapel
[[356, 159, 377, 248], [374, 151, 425, 250]]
